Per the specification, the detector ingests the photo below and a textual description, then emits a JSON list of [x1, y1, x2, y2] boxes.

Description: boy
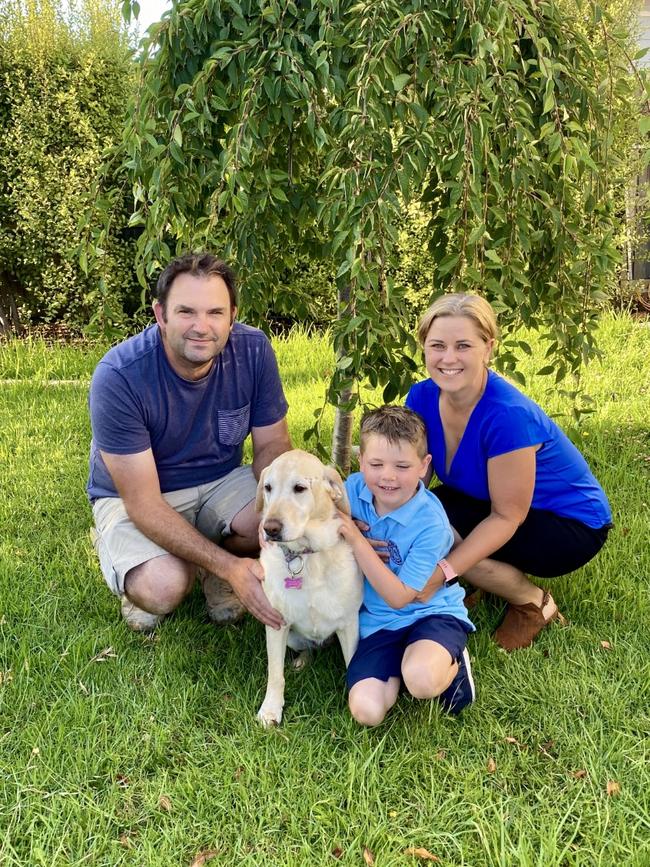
[[337, 406, 475, 726]]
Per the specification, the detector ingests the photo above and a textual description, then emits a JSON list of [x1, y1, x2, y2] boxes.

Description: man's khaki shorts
[[91, 465, 257, 596]]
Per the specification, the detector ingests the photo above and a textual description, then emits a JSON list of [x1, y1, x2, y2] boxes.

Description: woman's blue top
[[406, 370, 612, 529]]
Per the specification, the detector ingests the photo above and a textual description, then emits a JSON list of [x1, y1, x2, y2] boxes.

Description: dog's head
[[256, 449, 350, 546]]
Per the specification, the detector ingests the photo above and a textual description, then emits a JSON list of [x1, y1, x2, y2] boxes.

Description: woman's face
[[423, 315, 494, 398]]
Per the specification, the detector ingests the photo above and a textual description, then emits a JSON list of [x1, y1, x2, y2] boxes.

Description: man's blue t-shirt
[[344, 473, 474, 639], [87, 322, 288, 500], [406, 370, 611, 529]]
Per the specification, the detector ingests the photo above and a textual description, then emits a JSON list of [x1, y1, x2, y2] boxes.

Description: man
[[87, 252, 290, 631]]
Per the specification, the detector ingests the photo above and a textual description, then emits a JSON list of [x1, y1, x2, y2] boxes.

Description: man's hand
[[227, 557, 284, 629]]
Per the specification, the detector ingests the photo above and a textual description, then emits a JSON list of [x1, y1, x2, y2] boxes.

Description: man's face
[[153, 273, 236, 380]]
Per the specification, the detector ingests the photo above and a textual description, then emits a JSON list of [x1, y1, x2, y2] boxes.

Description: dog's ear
[[255, 467, 268, 513], [323, 466, 351, 515]]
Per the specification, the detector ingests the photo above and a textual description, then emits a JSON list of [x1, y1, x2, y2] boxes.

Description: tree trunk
[[331, 387, 354, 474], [331, 282, 354, 473]]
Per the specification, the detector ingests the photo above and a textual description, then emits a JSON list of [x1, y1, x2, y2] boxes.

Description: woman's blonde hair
[[416, 293, 499, 346]]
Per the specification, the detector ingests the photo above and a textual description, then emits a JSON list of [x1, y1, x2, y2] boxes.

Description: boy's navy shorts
[[346, 614, 472, 689]]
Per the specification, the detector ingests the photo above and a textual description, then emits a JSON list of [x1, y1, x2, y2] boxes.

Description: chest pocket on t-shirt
[[217, 404, 251, 446]]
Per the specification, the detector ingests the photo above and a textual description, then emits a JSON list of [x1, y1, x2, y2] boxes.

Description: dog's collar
[[279, 544, 313, 590]]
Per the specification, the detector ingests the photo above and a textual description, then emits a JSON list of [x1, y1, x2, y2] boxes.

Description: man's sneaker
[[201, 571, 246, 625], [438, 648, 476, 715], [120, 595, 164, 632]]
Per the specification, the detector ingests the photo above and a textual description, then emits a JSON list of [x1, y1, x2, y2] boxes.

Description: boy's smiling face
[[359, 434, 431, 516]]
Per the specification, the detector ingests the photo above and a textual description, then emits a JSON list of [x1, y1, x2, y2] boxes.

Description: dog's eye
[[293, 484, 307, 493], [264, 483, 272, 492]]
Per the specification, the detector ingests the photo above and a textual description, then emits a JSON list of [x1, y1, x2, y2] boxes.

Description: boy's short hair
[[359, 406, 428, 459]]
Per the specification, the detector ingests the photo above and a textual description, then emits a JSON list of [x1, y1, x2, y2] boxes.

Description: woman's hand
[[412, 564, 445, 601]]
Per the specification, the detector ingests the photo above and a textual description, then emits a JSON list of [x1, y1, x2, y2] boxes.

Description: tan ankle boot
[[201, 572, 246, 625]]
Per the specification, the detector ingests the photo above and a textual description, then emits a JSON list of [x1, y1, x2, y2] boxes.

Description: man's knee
[[225, 499, 259, 554], [124, 555, 194, 615], [230, 501, 260, 542]]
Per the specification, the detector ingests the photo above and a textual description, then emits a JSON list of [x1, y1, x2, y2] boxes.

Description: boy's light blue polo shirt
[[345, 473, 474, 639]]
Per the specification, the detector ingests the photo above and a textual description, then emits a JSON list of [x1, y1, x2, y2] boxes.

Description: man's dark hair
[[155, 252, 238, 312], [359, 405, 428, 458]]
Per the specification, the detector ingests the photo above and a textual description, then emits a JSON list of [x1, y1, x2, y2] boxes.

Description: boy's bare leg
[[349, 677, 400, 727], [401, 640, 457, 699]]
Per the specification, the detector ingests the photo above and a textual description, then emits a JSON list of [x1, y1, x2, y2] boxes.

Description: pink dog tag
[[284, 577, 303, 590]]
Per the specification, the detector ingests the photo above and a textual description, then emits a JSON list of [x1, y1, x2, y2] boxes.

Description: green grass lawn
[[0, 315, 649, 866]]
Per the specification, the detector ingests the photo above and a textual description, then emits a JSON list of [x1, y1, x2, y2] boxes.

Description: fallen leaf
[[404, 847, 440, 861], [606, 780, 621, 796], [158, 795, 172, 812], [435, 750, 447, 760], [487, 757, 496, 773], [571, 769, 588, 779], [389, 810, 397, 818], [118, 834, 132, 849], [600, 641, 612, 650], [189, 850, 219, 867], [363, 847, 375, 866], [331, 846, 343, 859], [90, 646, 117, 663]]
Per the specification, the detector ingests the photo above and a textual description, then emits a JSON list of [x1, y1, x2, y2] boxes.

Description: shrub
[[0, 0, 136, 332]]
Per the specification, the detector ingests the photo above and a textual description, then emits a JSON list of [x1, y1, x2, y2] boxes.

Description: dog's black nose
[[263, 519, 283, 541]]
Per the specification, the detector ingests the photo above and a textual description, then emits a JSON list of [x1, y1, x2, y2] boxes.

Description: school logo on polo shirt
[[387, 540, 403, 565]]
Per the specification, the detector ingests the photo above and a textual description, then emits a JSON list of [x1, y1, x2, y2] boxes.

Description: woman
[[405, 294, 612, 651]]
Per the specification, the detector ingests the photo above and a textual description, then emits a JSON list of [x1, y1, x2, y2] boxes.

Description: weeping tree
[[90, 0, 642, 469]]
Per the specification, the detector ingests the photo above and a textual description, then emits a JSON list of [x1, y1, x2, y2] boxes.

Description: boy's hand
[[339, 514, 390, 561], [337, 510, 365, 543]]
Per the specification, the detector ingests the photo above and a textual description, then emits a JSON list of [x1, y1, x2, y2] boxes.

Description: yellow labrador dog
[[255, 449, 363, 726]]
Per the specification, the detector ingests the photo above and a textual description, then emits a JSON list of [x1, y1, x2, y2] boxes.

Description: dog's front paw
[[257, 701, 283, 728]]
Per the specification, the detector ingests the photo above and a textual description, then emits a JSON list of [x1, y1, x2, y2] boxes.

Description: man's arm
[[250, 417, 291, 479], [100, 448, 284, 628]]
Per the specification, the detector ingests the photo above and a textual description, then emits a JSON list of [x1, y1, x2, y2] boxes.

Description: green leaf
[[484, 249, 502, 264], [392, 74, 411, 92]]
